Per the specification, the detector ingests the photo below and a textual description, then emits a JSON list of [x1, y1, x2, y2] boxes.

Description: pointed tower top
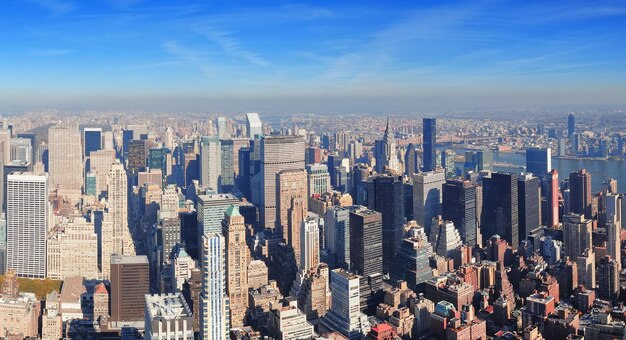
[[225, 204, 241, 217]]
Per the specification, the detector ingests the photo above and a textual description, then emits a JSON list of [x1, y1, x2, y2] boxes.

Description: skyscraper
[[246, 112, 262, 140], [390, 227, 433, 288], [442, 179, 478, 246], [422, 118, 436, 172], [320, 269, 370, 339], [110, 255, 150, 322], [569, 169, 592, 218], [375, 118, 399, 173], [543, 170, 559, 227], [200, 136, 221, 191], [563, 213, 593, 259], [6, 172, 49, 278], [300, 213, 321, 271], [367, 172, 404, 274], [525, 147, 551, 178], [597, 256, 619, 302], [404, 143, 418, 177], [200, 233, 229, 340], [83, 127, 102, 158], [197, 194, 239, 246], [605, 194, 622, 270], [222, 205, 248, 328], [518, 174, 541, 240], [482, 172, 520, 248], [216, 116, 227, 139], [568, 113, 575, 136], [276, 169, 308, 265], [48, 123, 83, 200], [349, 208, 383, 277], [306, 163, 331, 197], [413, 171, 445, 236], [324, 206, 351, 269], [260, 135, 305, 229], [89, 149, 116, 197]]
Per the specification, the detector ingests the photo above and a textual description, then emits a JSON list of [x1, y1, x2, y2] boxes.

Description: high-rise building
[[83, 127, 102, 158], [260, 135, 305, 229], [442, 179, 478, 246], [196, 193, 239, 245], [6, 172, 49, 278], [435, 221, 463, 258], [597, 256, 619, 302], [606, 194, 622, 270], [144, 293, 194, 340], [110, 254, 150, 322], [127, 139, 147, 174], [569, 169, 592, 218], [375, 118, 399, 173], [413, 171, 445, 235], [0, 214, 5, 275], [46, 216, 99, 280], [320, 269, 370, 339], [525, 147, 551, 178], [300, 212, 321, 271], [324, 206, 351, 269], [567, 113, 575, 136], [48, 123, 83, 200], [222, 205, 248, 328], [391, 227, 433, 288], [422, 118, 436, 172], [404, 143, 418, 177], [563, 213, 593, 259], [306, 163, 331, 197], [577, 248, 596, 289], [349, 208, 383, 277], [89, 149, 115, 196], [220, 138, 249, 193], [543, 170, 559, 227], [518, 174, 541, 241], [216, 116, 227, 139], [367, 172, 404, 274], [200, 136, 221, 191], [246, 112, 262, 140], [200, 233, 229, 340], [482, 172, 520, 248]]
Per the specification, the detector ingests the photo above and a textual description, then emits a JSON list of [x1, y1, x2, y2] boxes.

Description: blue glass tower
[[423, 118, 436, 172]]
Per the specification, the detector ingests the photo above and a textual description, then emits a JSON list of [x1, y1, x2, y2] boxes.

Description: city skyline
[[1, 1, 626, 112]]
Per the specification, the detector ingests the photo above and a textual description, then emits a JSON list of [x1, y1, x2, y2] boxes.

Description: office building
[[110, 255, 150, 322], [324, 206, 351, 269], [0, 271, 40, 337], [200, 136, 221, 191], [423, 118, 436, 172], [144, 293, 194, 340], [404, 143, 418, 177], [375, 118, 399, 173], [48, 123, 83, 200], [544, 169, 559, 227], [196, 193, 239, 245], [128, 139, 147, 174], [525, 147, 551, 178], [216, 116, 227, 139], [46, 216, 99, 280], [0, 215, 5, 275], [320, 269, 370, 340], [562, 213, 592, 259], [10, 137, 32, 164], [349, 208, 383, 277], [222, 205, 248, 328], [268, 300, 315, 340], [518, 174, 541, 241], [276, 169, 308, 263], [260, 135, 305, 229], [482, 172, 520, 248], [306, 163, 331, 197], [200, 233, 229, 340], [569, 169, 592, 218], [7, 172, 49, 278], [413, 171, 445, 235], [577, 248, 596, 289], [246, 113, 263, 140], [89, 149, 116, 196], [84, 127, 102, 157], [597, 256, 620, 302], [567, 113, 575, 136], [435, 221, 463, 258], [300, 212, 321, 271], [605, 193, 622, 270], [390, 227, 433, 288], [367, 172, 404, 274], [442, 179, 478, 246]]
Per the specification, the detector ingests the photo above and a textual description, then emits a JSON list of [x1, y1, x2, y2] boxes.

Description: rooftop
[[145, 293, 192, 320]]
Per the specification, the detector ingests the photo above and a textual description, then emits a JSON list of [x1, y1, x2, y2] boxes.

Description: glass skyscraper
[[423, 118, 436, 172]]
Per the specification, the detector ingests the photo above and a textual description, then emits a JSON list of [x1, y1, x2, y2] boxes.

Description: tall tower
[[379, 118, 398, 173], [442, 179, 478, 246], [200, 233, 229, 340], [525, 147, 551, 178], [568, 113, 575, 136], [563, 213, 593, 259], [222, 205, 248, 328], [200, 136, 221, 191], [83, 127, 102, 158], [544, 170, 559, 227], [6, 172, 49, 278], [48, 123, 83, 200], [422, 118, 436, 172], [605, 194, 622, 270], [482, 172, 520, 248], [569, 169, 592, 218], [413, 171, 445, 236], [349, 208, 383, 277], [246, 113, 262, 140], [518, 174, 541, 240], [260, 135, 305, 229], [367, 172, 404, 274], [300, 213, 320, 271], [404, 144, 418, 177]]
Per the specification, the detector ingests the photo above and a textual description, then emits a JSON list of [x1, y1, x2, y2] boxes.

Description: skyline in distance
[[2, 0, 626, 112]]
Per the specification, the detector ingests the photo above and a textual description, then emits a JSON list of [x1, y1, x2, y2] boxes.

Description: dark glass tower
[[525, 147, 551, 178], [569, 169, 592, 218], [568, 113, 575, 136], [442, 179, 478, 246], [367, 172, 404, 274], [84, 128, 102, 157], [423, 118, 436, 172], [482, 172, 520, 248], [349, 208, 383, 277], [404, 143, 418, 177], [518, 174, 540, 241]]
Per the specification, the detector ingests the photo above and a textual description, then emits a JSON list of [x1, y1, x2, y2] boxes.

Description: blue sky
[[1, 0, 626, 112]]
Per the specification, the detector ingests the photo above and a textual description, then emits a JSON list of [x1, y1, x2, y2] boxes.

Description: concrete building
[[0, 271, 40, 337], [110, 255, 150, 322], [200, 233, 229, 340], [276, 169, 308, 266], [247, 260, 269, 290], [48, 122, 83, 200], [6, 172, 49, 278], [320, 269, 370, 340], [89, 149, 116, 196], [196, 193, 239, 246], [563, 213, 593, 259], [199, 136, 221, 191], [47, 216, 99, 280], [41, 291, 62, 340], [222, 205, 249, 328], [306, 163, 331, 197], [268, 299, 315, 340], [300, 212, 321, 271], [246, 113, 263, 140], [413, 171, 445, 235], [144, 293, 194, 340]]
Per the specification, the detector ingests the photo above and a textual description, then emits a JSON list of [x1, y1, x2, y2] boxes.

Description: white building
[[200, 233, 229, 340], [246, 112, 262, 140], [320, 269, 370, 339], [268, 299, 314, 340], [413, 171, 445, 235], [7, 172, 49, 278], [199, 136, 221, 192], [145, 293, 194, 340], [48, 123, 83, 200], [300, 213, 321, 271]]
